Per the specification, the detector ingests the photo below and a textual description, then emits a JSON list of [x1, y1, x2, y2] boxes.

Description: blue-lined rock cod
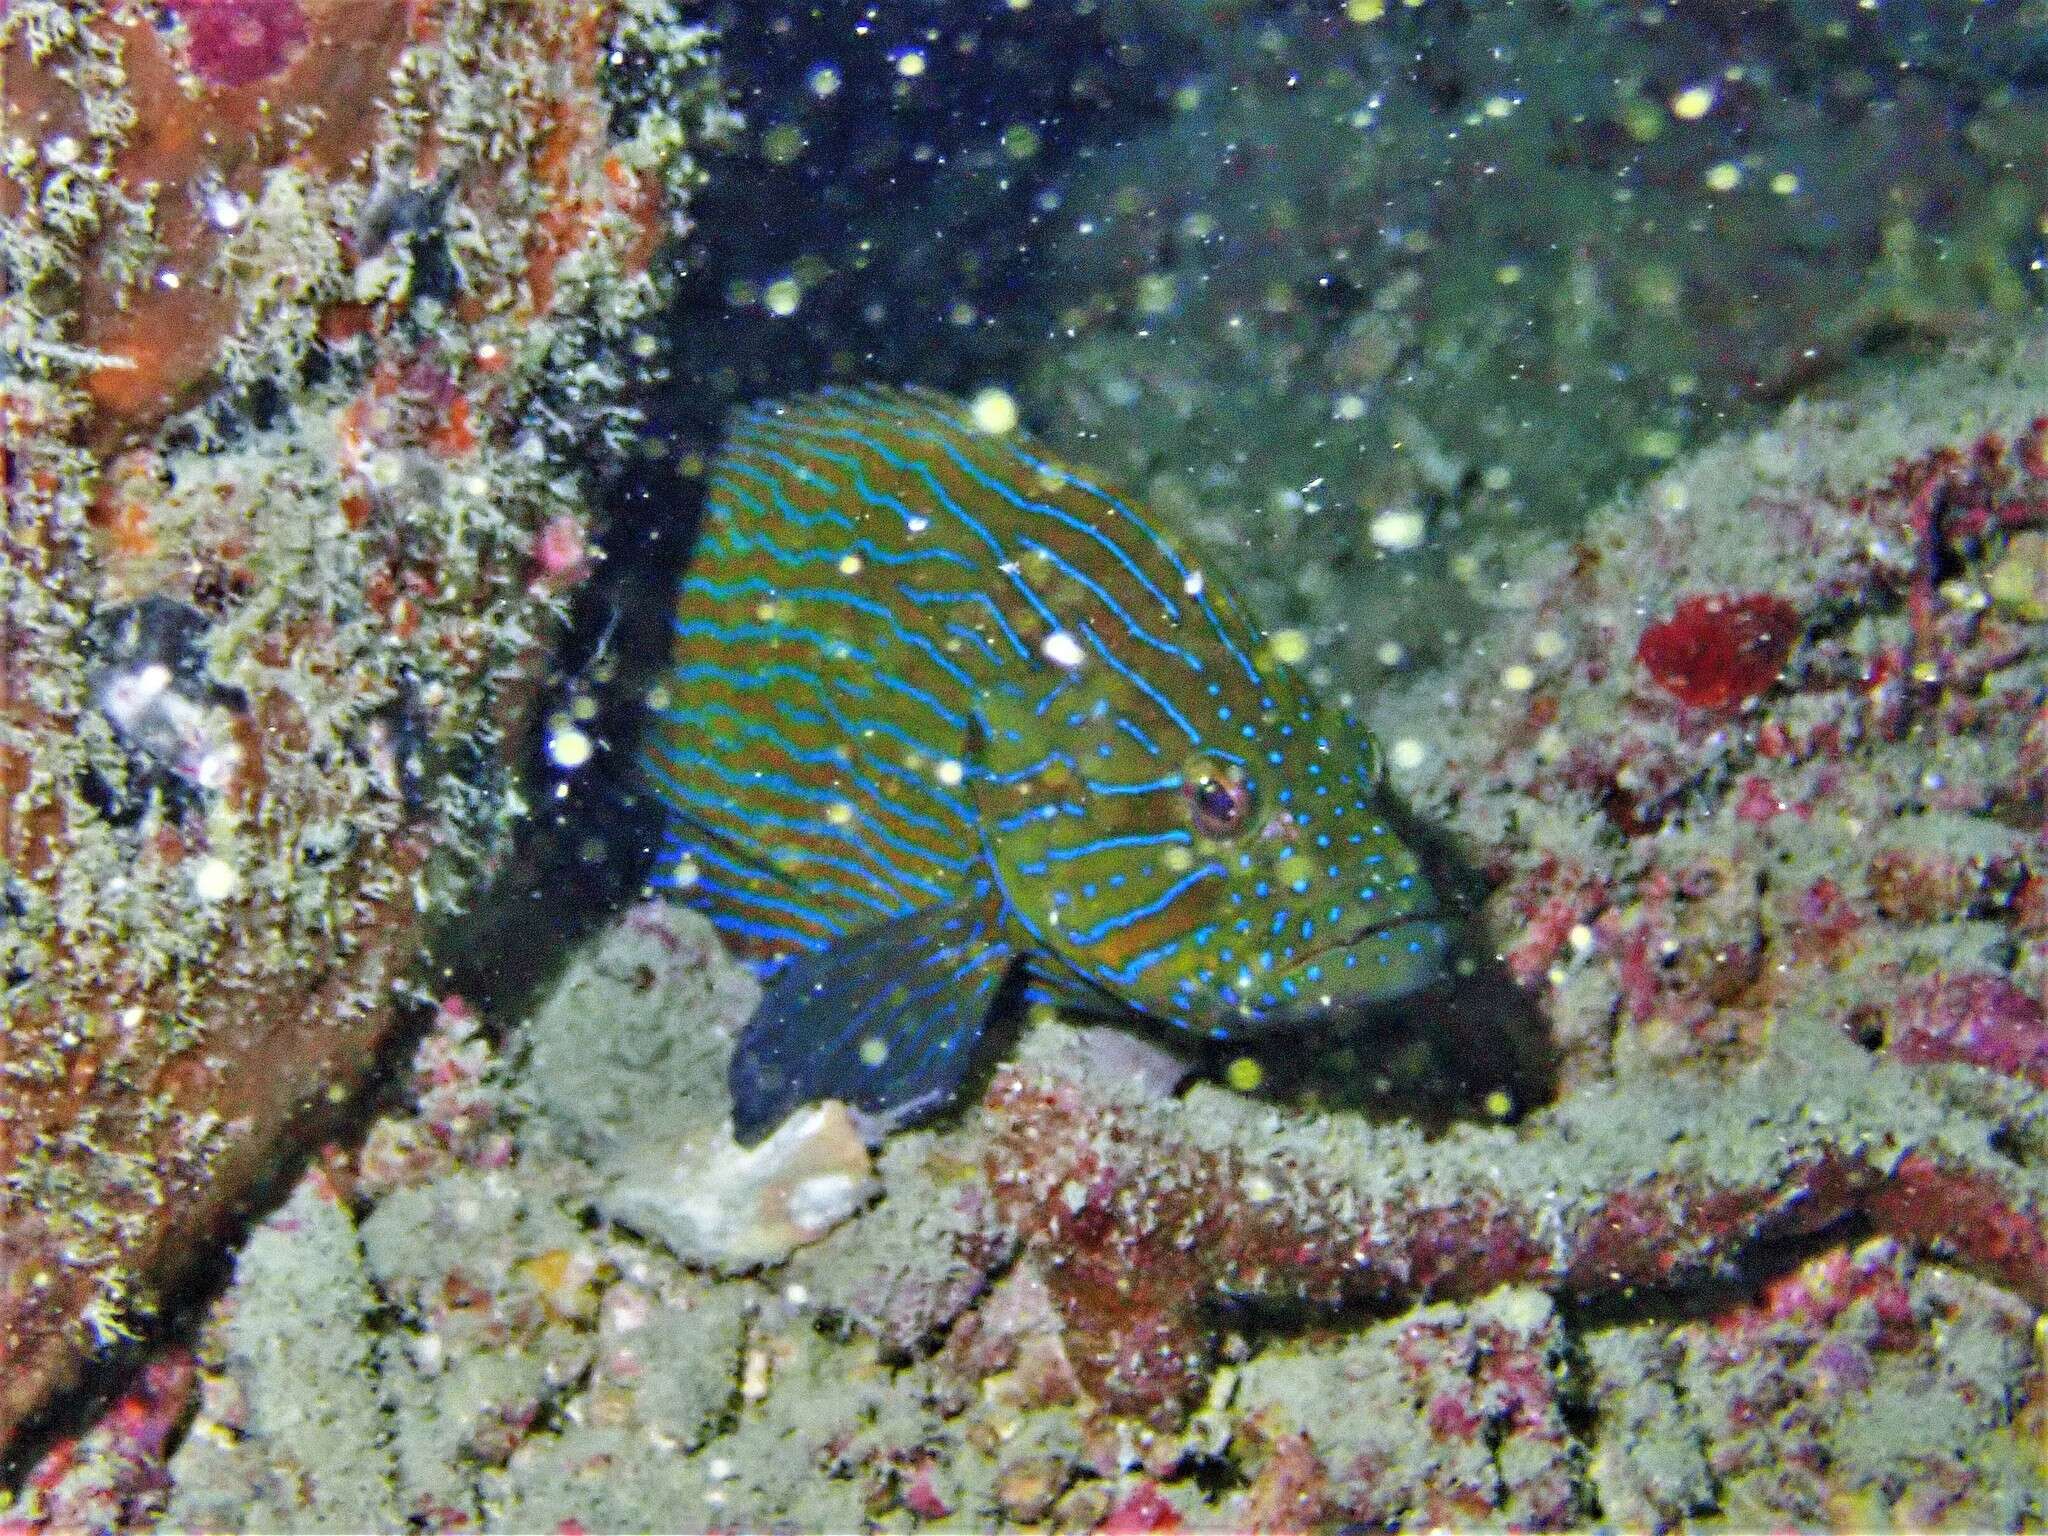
[[642, 385, 1450, 1141]]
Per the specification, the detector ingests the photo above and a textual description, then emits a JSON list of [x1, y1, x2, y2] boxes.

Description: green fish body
[[642, 386, 1449, 1140]]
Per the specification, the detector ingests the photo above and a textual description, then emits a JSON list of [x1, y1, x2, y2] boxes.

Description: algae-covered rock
[[513, 904, 759, 1164], [0, 0, 722, 1458], [165, 1178, 401, 1532]]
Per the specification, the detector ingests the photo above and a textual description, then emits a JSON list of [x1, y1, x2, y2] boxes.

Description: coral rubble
[[0, 0, 719, 1461], [601, 1101, 880, 1275]]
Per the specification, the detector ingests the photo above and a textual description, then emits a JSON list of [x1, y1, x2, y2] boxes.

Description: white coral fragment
[[600, 1101, 879, 1274]]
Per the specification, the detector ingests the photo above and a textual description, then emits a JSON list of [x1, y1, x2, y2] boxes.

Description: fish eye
[[1184, 764, 1253, 838]]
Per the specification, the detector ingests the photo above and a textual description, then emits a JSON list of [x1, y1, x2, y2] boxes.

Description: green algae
[[166, 1181, 402, 1532]]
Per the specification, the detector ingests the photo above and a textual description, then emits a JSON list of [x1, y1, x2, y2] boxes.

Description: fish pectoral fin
[[728, 900, 1016, 1145], [652, 804, 809, 899]]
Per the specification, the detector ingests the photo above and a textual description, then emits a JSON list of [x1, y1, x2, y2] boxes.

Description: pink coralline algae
[[163, 0, 310, 87], [1385, 1302, 1578, 1527], [1636, 591, 1802, 711], [533, 512, 594, 591], [983, 1056, 2047, 1424], [0, 1354, 196, 1534], [1862, 972, 2048, 1088], [1590, 1237, 2044, 1529], [1094, 1480, 1185, 1534]]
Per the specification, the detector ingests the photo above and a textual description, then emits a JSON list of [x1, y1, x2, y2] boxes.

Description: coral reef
[[58, 326, 2048, 1530], [114, 778, 2045, 1529], [0, 0, 719, 1462]]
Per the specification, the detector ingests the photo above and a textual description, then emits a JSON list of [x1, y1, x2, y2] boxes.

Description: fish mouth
[[1255, 902, 1453, 1025]]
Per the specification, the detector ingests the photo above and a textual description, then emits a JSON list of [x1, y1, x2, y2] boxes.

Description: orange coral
[[1, 2, 412, 445]]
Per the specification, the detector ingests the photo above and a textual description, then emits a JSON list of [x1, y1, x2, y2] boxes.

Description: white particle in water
[[206, 189, 248, 229], [969, 386, 1018, 435], [1041, 630, 1085, 667], [1369, 508, 1427, 552], [547, 724, 594, 770]]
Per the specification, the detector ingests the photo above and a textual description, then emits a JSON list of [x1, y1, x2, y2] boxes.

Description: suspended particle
[[1267, 629, 1310, 666], [1670, 84, 1716, 120], [1041, 630, 1085, 668], [192, 856, 240, 903], [761, 123, 807, 165], [206, 188, 250, 230], [546, 721, 594, 771], [969, 387, 1018, 435], [1369, 508, 1427, 552]]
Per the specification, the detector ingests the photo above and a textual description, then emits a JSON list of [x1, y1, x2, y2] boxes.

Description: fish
[[641, 385, 1451, 1143]]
